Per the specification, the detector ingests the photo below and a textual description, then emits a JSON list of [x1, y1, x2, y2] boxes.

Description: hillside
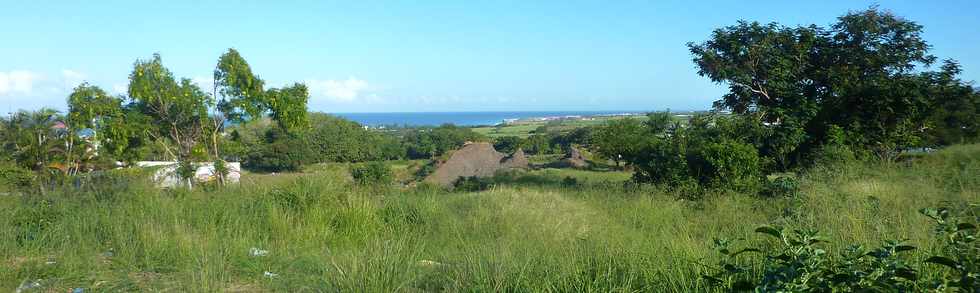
[[2, 144, 976, 291]]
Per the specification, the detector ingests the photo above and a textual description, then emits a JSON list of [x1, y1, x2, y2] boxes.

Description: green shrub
[[0, 162, 34, 193], [761, 176, 800, 198], [350, 161, 393, 186], [453, 176, 494, 192], [631, 138, 689, 187], [690, 140, 762, 191], [705, 206, 979, 292], [243, 135, 313, 173], [807, 144, 856, 168]]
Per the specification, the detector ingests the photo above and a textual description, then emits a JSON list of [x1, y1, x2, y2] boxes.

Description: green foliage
[[689, 7, 978, 164], [307, 113, 404, 163], [214, 49, 309, 133], [264, 83, 310, 133], [243, 131, 312, 173], [129, 53, 213, 180], [0, 162, 34, 193], [761, 176, 800, 198], [404, 124, 486, 159], [521, 134, 557, 155], [707, 206, 979, 292], [493, 136, 524, 154], [630, 137, 689, 187], [214, 48, 267, 123], [690, 139, 762, 191], [452, 176, 494, 192], [919, 206, 979, 290], [350, 161, 394, 186], [591, 118, 648, 166]]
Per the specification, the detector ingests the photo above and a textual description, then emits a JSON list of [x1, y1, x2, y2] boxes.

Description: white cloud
[[191, 76, 214, 93], [306, 77, 371, 103], [0, 70, 41, 95], [61, 69, 86, 90]]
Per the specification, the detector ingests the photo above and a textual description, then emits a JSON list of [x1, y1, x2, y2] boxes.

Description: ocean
[[332, 111, 644, 127]]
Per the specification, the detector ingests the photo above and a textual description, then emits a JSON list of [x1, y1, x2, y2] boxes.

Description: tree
[[214, 48, 310, 133], [591, 118, 648, 167], [2, 109, 68, 193], [403, 124, 485, 159], [305, 113, 404, 163], [214, 48, 267, 123], [689, 7, 970, 163], [66, 83, 128, 173], [493, 136, 525, 154], [129, 54, 213, 187], [265, 83, 310, 133]]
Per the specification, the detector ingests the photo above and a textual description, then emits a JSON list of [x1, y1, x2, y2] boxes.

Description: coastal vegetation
[[1, 6, 978, 292]]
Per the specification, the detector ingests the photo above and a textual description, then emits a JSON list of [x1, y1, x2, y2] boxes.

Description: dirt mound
[[549, 147, 589, 169], [424, 142, 528, 186], [501, 148, 529, 169]]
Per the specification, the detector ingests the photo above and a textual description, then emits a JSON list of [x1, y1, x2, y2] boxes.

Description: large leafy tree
[[66, 83, 127, 172], [129, 54, 213, 185], [213, 49, 310, 133], [214, 48, 267, 123], [265, 83, 310, 133], [689, 7, 974, 163], [591, 118, 649, 167]]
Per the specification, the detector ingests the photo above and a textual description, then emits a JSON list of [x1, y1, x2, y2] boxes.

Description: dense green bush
[[493, 136, 525, 154], [630, 138, 689, 187], [350, 161, 393, 186], [691, 140, 762, 191], [307, 113, 405, 162], [404, 124, 486, 159], [0, 162, 35, 193], [243, 134, 313, 173]]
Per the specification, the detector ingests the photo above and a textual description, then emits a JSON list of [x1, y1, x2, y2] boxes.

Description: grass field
[[471, 115, 645, 138], [1, 145, 977, 291]]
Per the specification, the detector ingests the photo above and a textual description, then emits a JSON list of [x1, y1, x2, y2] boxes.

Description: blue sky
[[1, 0, 978, 113]]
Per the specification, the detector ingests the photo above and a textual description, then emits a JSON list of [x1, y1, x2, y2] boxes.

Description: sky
[[1, 0, 978, 113]]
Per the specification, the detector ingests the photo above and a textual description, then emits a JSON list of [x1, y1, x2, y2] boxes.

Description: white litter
[[249, 247, 269, 257]]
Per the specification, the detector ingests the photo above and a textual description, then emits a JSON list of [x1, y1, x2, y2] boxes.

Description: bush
[[631, 138, 689, 187], [807, 144, 856, 168], [761, 176, 800, 198], [690, 140, 762, 191], [350, 161, 393, 186], [493, 136, 525, 154], [0, 162, 34, 193], [243, 135, 313, 173], [453, 176, 494, 192], [705, 206, 979, 292]]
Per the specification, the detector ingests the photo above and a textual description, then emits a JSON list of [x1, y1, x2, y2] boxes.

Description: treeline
[[586, 8, 979, 193], [0, 43, 518, 191], [492, 124, 594, 156], [226, 118, 488, 172]]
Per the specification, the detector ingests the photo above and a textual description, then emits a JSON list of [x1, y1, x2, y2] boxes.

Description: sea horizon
[[330, 110, 666, 127]]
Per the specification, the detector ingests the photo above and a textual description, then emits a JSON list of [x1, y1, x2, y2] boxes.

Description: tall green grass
[[2, 145, 977, 291]]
